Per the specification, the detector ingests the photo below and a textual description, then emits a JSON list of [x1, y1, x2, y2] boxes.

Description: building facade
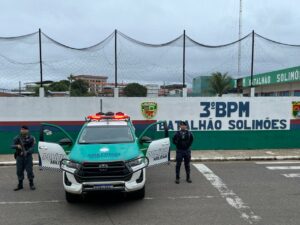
[[74, 75, 108, 94], [242, 66, 300, 96]]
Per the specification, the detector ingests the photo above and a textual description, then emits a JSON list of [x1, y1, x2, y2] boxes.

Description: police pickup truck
[[38, 112, 170, 203]]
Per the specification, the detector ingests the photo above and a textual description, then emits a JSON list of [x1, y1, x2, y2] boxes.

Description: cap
[[21, 125, 29, 130], [179, 121, 187, 126]]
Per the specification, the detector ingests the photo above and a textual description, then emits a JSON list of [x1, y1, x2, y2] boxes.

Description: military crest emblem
[[292, 101, 300, 118], [141, 102, 158, 119]]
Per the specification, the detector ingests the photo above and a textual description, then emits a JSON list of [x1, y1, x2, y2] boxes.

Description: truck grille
[[74, 161, 132, 183]]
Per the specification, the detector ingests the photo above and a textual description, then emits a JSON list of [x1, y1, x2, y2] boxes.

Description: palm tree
[[209, 72, 233, 97], [67, 74, 75, 96]]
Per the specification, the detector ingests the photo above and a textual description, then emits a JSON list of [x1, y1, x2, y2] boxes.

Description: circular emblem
[[100, 147, 109, 153]]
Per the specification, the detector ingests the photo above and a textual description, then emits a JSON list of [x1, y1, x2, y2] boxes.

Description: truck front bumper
[[63, 169, 146, 194]]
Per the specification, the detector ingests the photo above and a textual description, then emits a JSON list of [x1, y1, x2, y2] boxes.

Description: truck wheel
[[65, 191, 81, 203], [132, 186, 145, 200]]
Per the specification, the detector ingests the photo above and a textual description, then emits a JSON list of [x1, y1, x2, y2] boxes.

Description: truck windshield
[[78, 126, 134, 144]]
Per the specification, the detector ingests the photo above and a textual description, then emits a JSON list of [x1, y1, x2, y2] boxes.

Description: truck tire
[[132, 186, 145, 200], [65, 191, 81, 203]]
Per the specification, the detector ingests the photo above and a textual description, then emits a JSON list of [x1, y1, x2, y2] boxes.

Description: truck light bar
[[86, 112, 130, 121]]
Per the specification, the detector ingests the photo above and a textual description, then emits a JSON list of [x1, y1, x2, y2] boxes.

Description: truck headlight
[[61, 160, 81, 170], [127, 157, 144, 168], [126, 157, 149, 173]]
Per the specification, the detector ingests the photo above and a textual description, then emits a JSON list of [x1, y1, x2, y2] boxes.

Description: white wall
[[0, 97, 299, 131]]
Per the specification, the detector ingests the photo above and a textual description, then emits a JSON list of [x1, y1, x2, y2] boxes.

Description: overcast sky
[[1, 0, 300, 89], [1, 0, 300, 47]]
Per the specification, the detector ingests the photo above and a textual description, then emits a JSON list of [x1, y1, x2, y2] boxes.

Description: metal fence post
[[183, 30, 186, 88], [182, 30, 188, 97], [114, 29, 119, 97], [115, 30, 118, 87], [250, 30, 255, 97], [39, 28, 43, 87]]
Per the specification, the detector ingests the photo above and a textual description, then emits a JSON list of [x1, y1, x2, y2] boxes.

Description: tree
[[33, 80, 70, 96], [48, 80, 70, 92], [67, 74, 75, 94], [123, 83, 147, 97], [209, 72, 233, 97], [67, 74, 75, 83], [70, 79, 89, 96]]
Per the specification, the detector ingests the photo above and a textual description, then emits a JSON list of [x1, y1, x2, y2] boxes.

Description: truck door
[[138, 121, 170, 167], [38, 123, 74, 170]]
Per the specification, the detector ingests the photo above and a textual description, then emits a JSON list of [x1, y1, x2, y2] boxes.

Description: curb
[[174, 156, 300, 162], [0, 161, 39, 166], [2, 157, 300, 166]]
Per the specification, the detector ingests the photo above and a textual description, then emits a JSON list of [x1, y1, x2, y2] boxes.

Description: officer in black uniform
[[12, 126, 36, 191], [172, 121, 194, 184]]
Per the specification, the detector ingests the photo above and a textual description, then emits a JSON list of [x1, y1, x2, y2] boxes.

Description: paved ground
[[1, 149, 300, 165], [2, 161, 300, 225]]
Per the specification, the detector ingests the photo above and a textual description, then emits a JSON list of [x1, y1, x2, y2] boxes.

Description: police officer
[[12, 126, 36, 191], [172, 121, 193, 184]]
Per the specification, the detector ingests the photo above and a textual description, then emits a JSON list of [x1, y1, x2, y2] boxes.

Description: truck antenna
[[100, 99, 103, 113]]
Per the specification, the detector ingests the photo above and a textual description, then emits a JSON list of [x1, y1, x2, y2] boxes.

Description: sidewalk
[[1, 149, 300, 166]]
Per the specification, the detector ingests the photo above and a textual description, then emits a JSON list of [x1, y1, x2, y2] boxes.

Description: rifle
[[19, 138, 26, 156], [11, 137, 26, 159]]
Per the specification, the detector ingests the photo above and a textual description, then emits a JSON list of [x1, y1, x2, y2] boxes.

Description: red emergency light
[[86, 112, 130, 121]]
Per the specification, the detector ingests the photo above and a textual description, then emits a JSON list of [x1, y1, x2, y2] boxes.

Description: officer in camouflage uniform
[[12, 126, 36, 191]]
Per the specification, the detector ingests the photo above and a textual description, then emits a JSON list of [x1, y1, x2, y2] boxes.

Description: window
[[79, 126, 134, 144], [261, 92, 276, 96], [277, 91, 290, 96], [294, 90, 300, 96]]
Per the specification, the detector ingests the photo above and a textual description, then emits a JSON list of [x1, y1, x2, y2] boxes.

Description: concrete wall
[[1, 97, 300, 153]]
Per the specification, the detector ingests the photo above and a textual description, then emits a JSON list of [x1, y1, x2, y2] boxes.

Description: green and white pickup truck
[[38, 112, 170, 203]]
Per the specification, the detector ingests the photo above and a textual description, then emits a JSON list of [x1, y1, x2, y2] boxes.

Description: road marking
[[266, 166, 300, 170], [255, 161, 300, 165], [282, 173, 300, 178], [194, 164, 261, 224], [167, 195, 216, 200], [266, 151, 275, 155], [0, 200, 60, 205], [144, 195, 217, 200]]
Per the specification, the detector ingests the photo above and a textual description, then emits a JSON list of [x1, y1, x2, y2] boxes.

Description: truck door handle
[[39, 146, 48, 150]]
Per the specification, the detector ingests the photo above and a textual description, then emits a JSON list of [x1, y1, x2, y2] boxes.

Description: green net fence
[[1, 30, 299, 96]]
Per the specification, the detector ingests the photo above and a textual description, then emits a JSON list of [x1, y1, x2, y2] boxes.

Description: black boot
[[186, 174, 192, 183], [29, 179, 36, 190], [175, 176, 180, 184], [14, 181, 23, 191]]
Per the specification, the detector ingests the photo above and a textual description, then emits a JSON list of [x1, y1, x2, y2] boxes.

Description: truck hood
[[69, 142, 140, 163]]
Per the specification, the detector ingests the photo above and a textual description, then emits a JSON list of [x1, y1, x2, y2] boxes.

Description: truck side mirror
[[59, 138, 73, 146], [140, 136, 152, 144]]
